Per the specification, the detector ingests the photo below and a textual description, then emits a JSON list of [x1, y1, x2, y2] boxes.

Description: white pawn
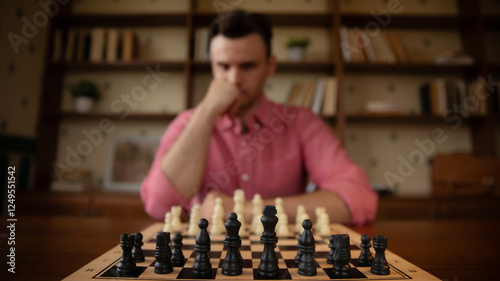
[[233, 189, 246, 235], [318, 212, 331, 236], [163, 212, 173, 232], [275, 197, 285, 233], [211, 197, 225, 235], [296, 205, 310, 233], [277, 213, 291, 236], [187, 204, 201, 235], [171, 205, 183, 233], [315, 206, 326, 232], [251, 194, 263, 235]]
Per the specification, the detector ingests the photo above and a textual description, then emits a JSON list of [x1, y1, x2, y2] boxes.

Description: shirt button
[[241, 173, 249, 181], [241, 141, 247, 147], [254, 123, 261, 129]]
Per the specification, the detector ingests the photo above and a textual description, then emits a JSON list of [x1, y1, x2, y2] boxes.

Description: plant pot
[[288, 46, 306, 62], [74, 97, 95, 113]]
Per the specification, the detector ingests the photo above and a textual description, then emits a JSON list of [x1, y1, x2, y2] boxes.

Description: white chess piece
[[277, 213, 291, 236], [315, 206, 326, 232], [171, 205, 183, 233], [163, 212, 173, 232], [318, 212, 331, 236], [275, 197, 284, 233], [210, 197, 225, 235], [187, 204, 201, 235], [251, 194, 263, 235], [233, 189, 246, 235], [296, 205, 310, 233]]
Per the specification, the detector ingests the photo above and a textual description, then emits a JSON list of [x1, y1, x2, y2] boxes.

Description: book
[[385, 32, 411, 63], [51, 29, 63, 62], [310, 79, 325, 115], [65, 29, 78, 62], [89, 28, 105, 62], [286, 82, 303, 106], [322, 77, 337, 116], [121, 29, 135, 62], [105, 28, 119, 62]]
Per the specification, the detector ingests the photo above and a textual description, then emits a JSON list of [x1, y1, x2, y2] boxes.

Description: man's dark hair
[[209, 9, 273, 57]]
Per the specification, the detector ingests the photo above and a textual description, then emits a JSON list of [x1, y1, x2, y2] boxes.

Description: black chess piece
[[222, 212, 243, 276], [116, 233, 137, 277], [298, 219, 317, 276], [358, 234, 374, 266], [333, 234, 352, 278], [371, 235, 390, 275], [154, 232, 173, 274], [257, 205, 279, 279], [294, 233, 302, 266], [192, 218, 212, 279], [171, 233, 185, 267], [326, 234, 335, 265], [132, 232, 145, 263]]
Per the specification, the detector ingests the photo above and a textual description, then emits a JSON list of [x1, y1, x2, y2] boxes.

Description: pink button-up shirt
[[141, 96, 377, 225]]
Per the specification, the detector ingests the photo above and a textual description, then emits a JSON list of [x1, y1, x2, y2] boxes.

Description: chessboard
[[62, 222, 440, 280]]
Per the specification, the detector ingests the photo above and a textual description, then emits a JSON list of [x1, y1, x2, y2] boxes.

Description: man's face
[[210, 33, 276, 113]]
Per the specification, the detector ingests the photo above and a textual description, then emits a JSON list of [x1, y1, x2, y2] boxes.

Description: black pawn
[[371, 235, 390, 275], [257, 205, 279, 279], [116, 233, 136, 277], [298, 219, 317, 276], [358, 234, 373, 266], [326, 234, 336, 265], [132, 232, 145, 263], [155, 232, 173, 274], [171, 233, 185, 267], [222, 212, 243, 276], [333, 234, 352, 278], [193, 218, 212, 279], [294, 233, 302, 265]]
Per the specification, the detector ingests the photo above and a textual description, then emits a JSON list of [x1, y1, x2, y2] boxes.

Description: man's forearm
[[161, 105, 217, 198]]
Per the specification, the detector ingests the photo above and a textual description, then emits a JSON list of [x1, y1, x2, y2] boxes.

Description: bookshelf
[[34, 0, 499, 194]]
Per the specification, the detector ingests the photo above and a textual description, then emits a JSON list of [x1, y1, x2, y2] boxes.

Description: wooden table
[[1, 216, 499, 281]]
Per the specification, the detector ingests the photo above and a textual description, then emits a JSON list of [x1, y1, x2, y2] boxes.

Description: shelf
[[49, 61, 185, 72], [50, 111, 178, 121], [344, 62, 473, 75], [340, 14, 466, 30], [53, 13, 187, 27], [193, 12, 332, 27], [191, 61, 335, 73]]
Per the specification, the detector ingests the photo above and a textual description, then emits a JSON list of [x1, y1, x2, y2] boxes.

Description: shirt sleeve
[[140, 111, 194, 220], [297, 109, 378, 225]]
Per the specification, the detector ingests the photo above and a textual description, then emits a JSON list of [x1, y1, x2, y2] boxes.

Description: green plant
[[69, 80, 100, 100], [286, 37, 311, 48]]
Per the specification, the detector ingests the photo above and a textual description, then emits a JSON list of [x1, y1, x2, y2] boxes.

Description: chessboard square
[[189, 251, 222, 259], [216, 268, 253, 280], [284, 258, 320, 269], [223, 245, 251, 251], [351, 258, 370, 268], [240, 251, 252, 260], [177, 267, 218, 279], [100, 265, 148, 278], [280, 251, 297, 260], [252, 259, 287, 268], [140, 266, 180, 279], [278, 245, 298, 251], [142, 249, 156, 257], [350, 244, 361, 250], [212, 244, 224, 252], [183, 244, 195, 250], [252, 268, 292, 280], [323, 267, 367, 279], [312, 251, 330, 259]]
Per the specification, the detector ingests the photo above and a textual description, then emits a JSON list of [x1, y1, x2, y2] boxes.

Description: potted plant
[[286, 37, 311, 62], [69, 80, 100, 113]]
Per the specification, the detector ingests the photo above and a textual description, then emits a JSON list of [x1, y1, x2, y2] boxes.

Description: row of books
[[340, 27, 411, 64], [419, 79, 493, 116], [285, 77, 337, 116], [52, 28, 139, 63]]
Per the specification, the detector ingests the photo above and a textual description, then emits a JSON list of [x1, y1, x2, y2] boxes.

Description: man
[[141, 10, 377, 225]]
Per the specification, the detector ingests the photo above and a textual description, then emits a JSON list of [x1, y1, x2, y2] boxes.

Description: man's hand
[[200, 79, 243, 120]]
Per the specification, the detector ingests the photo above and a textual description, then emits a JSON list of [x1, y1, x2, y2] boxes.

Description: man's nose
[[227, 68, 243, 85]]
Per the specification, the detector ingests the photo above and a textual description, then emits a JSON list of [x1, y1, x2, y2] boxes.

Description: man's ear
[[266, 55, 277, 77]]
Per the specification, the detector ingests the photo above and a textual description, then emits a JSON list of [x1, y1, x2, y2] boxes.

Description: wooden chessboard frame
[[63, 223, 440, 280]]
